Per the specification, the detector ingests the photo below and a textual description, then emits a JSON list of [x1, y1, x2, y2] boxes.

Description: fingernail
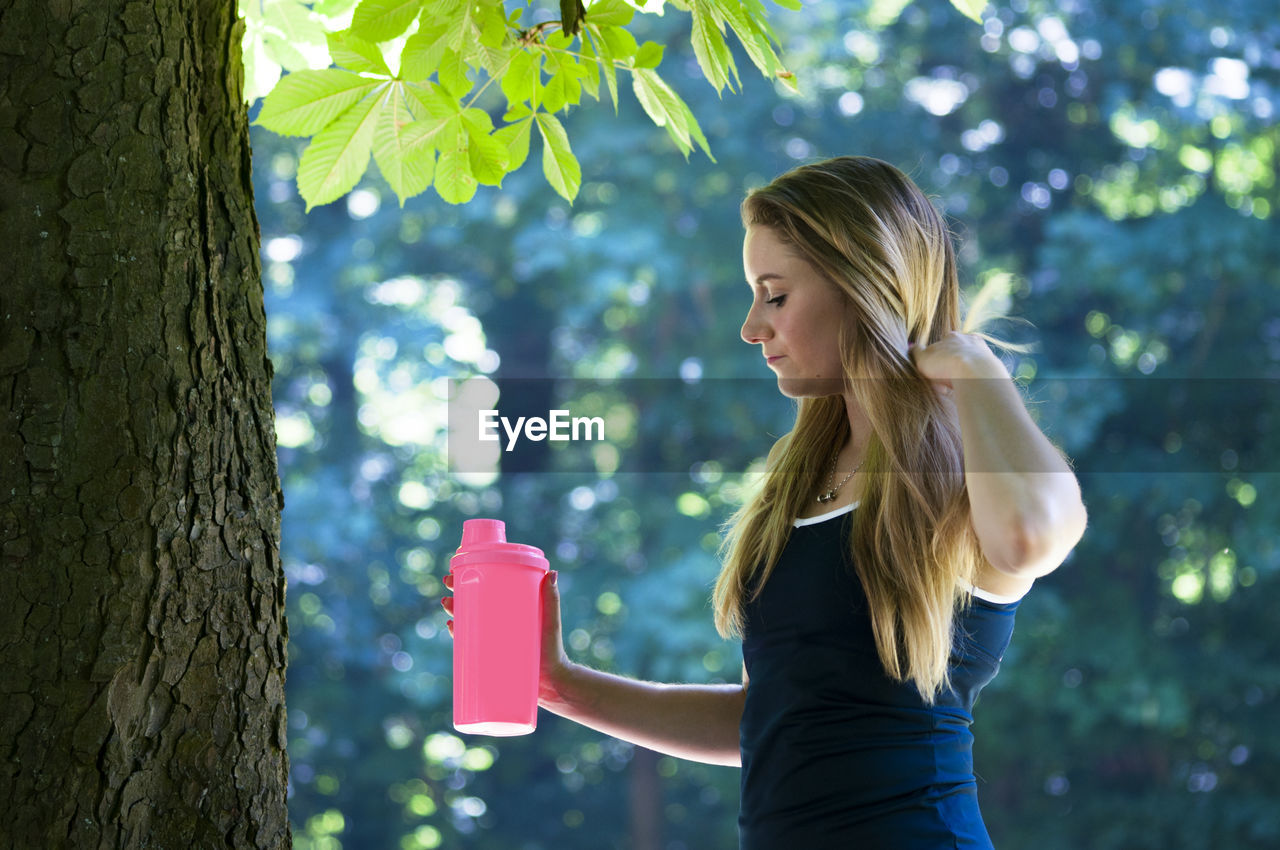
[[551, 570, 558, 586]]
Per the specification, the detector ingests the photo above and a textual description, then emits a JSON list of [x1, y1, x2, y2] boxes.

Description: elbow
[[1001, 500, 1089, 579]]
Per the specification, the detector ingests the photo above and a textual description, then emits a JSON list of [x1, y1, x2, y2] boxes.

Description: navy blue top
[[738, 503, 1021, 849]]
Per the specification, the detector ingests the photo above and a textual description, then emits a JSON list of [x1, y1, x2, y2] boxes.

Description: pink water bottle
[[450, 518, 549, 736]]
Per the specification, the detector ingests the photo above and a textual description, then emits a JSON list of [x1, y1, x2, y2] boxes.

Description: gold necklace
[[816, 452, 864, 503]]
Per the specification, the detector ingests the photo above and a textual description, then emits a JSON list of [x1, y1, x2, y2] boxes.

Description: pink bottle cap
[[460, 518, 506, 549], [451, 518, 548, 571]]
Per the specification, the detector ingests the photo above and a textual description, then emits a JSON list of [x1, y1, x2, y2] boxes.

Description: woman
[[443, 156, 1088, 847]]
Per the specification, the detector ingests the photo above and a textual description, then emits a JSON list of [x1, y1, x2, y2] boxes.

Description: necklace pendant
[[817, 490, 834, 503]]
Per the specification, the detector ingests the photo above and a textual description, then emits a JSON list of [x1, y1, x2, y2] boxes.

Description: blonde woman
[[443, 156, 1088, 847]]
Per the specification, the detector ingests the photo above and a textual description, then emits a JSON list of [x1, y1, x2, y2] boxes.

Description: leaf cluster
[[244, 0, 797, 208]]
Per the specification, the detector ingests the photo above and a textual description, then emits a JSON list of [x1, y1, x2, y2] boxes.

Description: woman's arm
[[443, 572, 746, 767], [911, 334, 1088, 579], [540, 664, 746, 768]]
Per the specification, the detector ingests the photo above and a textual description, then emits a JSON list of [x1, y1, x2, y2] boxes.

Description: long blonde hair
[[714, 156, 1035, 703]]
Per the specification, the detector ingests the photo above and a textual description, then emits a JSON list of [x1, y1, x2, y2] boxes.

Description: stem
[[522, 20, 564, 43]]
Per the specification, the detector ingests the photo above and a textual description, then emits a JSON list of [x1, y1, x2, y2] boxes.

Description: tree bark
[[0, 1, 289, 846]]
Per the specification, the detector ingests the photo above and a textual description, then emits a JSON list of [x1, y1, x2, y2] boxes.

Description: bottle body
[[451, 519, 547, 736]]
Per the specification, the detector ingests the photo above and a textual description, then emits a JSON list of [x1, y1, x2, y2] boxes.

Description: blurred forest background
[[248, 0, 1280, 847]]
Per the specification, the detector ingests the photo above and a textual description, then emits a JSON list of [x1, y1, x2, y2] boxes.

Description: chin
[[777, 377, 846, 398]]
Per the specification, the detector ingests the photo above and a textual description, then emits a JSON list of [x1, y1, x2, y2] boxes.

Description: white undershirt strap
[[792, 502, 1025, 604]]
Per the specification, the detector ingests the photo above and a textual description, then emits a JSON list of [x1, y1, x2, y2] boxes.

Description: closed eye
[[766, 294, 787, 306]]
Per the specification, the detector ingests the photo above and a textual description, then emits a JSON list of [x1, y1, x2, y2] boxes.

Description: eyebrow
[[748, 273, 785, 287]]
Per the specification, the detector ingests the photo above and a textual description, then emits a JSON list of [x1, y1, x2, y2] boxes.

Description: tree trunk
[[0, 1, 289, 846]]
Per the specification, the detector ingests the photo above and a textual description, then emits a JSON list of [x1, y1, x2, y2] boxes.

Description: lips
[[765, 355, 785, 365]]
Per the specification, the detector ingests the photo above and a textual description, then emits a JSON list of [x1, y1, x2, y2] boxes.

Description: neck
[[839, 394, 873, 470]]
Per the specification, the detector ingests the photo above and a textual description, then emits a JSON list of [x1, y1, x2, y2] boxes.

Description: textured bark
[[0, 1, 289, 847]]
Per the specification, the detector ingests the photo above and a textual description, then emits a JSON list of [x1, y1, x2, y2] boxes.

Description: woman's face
[[740, 225, 850, 398]]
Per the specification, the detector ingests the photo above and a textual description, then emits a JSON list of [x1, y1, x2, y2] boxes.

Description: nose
[[741, 301, 771, 345]]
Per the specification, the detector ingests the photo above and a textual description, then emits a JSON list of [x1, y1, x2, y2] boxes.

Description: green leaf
[[535, 111, 580, 203], [399, 81, 458, 151], [631, 68, 713, 160], [690, 0, 736, 94], [399, 115, 452, 151], [576, 38, 601, 101], [584, 0, 635, 26], [541, 71, 566, 114], [602, 58, 618, 109], [493, 118, 533, 172], [399, 21, 449, 80], [443, 7, 474, 54], [403, 81, 457, 121], [631, 68, 686, 147], [477, 1, 509, 48], [739, 0, 783, 41], [713, 0, 784, 78], [468, 41, 512, 77], [456, 2, 511, 76], [466, 126, 511, 186], [434, 118, 478, 204], [296, 89, 383, 210], [598, 25, 639, 61], [373, 87, 435, 205], [583, 25, 619, 110], [500, 48, 539, 107], [444, 0, 503, 55], [437, 47, 472, 97], [242, 20, 283, 103], [502, 102, 533, 122], [261, 0, 330, 71], [459, 107, 494, 135], [948, 0, 986, 24], [770, 0, 801, 8], [539, 42, 590, 113], [327, 30, 393, 76], [634, 41, 664, 69], [546, 30, 575, 51], [540, 57, 586, 114], [255, 69, 379, 136], [350, 0, 423, 42]]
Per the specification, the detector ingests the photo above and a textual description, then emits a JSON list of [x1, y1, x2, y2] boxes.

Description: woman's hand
[[441, 569, 573, 707], [908, 331, 1009, 397]]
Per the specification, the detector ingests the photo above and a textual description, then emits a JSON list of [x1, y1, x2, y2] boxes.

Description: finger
[[446, 619, 453, 638], [540, 572, 559, 624], [441, 597, 453, 614], [443, 573, 453, 590]]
